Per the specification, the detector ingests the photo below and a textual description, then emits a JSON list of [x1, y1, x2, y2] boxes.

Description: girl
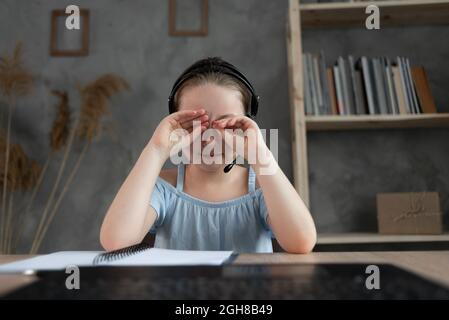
[[100, 57, 316, 253]]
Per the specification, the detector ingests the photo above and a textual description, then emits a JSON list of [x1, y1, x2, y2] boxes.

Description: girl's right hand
[[148, 109, 209, 159]]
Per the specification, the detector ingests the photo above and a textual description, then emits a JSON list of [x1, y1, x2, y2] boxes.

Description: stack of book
[[302, 53, 438, 116]]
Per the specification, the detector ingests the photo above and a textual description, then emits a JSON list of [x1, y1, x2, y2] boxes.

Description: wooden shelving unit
[[286, 0, 449, 243], [306, 113, 449, 131], [318, 232, 449, 244], [301, 0, 449, 28]]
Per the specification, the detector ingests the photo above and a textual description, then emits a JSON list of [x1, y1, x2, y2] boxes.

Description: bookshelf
[[286, 0, 449, 242]]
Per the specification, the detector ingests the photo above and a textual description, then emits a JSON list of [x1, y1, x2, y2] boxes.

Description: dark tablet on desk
[[4, 263, 449, 299]]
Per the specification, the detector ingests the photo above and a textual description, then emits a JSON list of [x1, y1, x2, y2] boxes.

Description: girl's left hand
[[211, 116, 272, 167]]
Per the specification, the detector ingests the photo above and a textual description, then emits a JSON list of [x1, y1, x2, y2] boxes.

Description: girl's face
[[178, 83, 245, 171]]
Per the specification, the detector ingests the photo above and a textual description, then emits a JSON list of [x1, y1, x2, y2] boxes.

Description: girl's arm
[[99, 144, 165, 251], [213, 117, 317, 254], [253, 155, 317, 254], [100, 109, 209, 251]]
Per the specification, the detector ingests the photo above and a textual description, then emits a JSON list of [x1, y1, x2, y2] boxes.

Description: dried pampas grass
[[14, 90, 72, 252], [50, 90, 71, 151], [0, 42, 33, 253], [0, 139, 42, 253], [0, 42, 33, 99], [0, 143, 41, 191], [31, 75, 129, 253], [77, 74, 129, 142]]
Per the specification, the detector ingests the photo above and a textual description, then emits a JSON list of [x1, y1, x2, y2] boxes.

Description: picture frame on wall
[[169, 0, 208, 36], [50, 9, 90, 57]]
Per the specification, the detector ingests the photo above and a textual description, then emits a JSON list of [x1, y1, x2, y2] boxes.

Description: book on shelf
[[411, 66, 438, 113], [302, 52, 439, 116]]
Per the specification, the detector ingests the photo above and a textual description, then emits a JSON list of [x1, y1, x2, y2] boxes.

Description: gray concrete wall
[[0, 0, 447, 252]]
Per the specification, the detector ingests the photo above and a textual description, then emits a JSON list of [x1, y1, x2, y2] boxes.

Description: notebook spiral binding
[[93, 243, 152, 265]]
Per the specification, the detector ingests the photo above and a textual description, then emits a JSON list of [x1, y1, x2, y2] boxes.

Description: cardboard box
[[376, 192, 443, 234]]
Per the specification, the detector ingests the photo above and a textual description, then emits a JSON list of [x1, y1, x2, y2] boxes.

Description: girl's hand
[[148, 109, 209, 159], [212, 116, 272, 168]]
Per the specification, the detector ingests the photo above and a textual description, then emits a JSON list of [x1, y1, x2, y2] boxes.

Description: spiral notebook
[[0, 244, 235, 273]]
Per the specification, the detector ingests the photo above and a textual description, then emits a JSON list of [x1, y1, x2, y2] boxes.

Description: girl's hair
[[173, 57, 251, 114]]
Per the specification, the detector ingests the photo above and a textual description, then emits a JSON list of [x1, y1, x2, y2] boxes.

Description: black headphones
[[167, 57, 260, 173], [168, 57, 259, 118]]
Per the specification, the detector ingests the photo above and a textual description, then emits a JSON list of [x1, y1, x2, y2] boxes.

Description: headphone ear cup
[[250, 95, 259, 117], [168, 97, 174, 114]]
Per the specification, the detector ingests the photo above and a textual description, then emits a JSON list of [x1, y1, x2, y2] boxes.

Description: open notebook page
[[0, 249, 234, 273], [0, 251, 101, 273], [101, 248, 234, 266]]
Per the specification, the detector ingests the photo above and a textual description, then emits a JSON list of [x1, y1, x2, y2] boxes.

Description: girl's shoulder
[[159, 168, 177, 187]]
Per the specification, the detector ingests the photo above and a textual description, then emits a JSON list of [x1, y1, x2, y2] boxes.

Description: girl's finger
[[180, 111, 208, 124], [213, 115, 245, 124], [230, 116, 252, 128], [212, 118, 232, 128], [171, 108, 206, 122], [183, 119, 209, 132], [213, 116, 250, 130], [180, 114, 209, 128]]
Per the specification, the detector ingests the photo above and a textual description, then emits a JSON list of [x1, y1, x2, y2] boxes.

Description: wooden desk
[[1, 251, 449, 297]]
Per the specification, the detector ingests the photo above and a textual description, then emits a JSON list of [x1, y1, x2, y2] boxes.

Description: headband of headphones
[[168, 57, 259, 117]]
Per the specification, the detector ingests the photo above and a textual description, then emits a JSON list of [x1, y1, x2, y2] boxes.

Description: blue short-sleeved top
[[149, 164, 274, 253]]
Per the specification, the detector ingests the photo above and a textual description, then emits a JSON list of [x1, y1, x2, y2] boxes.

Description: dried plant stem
[[5, 189, 15, 253], [1, 184, 14, 253], [1, 98, 15, 253], [30, 115, 80, 254], [12, 154, 52, 252], [0, 193, 12, 253], [33, 142, 89, 253]]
